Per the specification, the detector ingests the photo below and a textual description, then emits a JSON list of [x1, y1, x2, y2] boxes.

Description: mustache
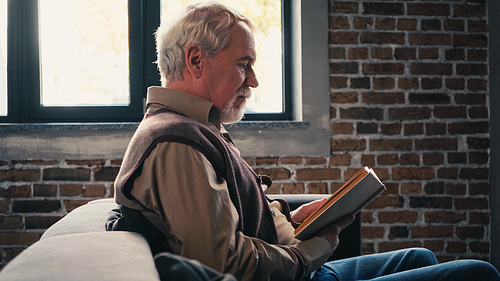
[[236, 87, 251, 99]]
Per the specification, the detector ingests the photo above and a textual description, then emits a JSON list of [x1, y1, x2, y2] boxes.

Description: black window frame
[[2, 0, 291, 123]]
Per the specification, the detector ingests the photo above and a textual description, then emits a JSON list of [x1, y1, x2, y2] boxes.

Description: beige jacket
[[128, 87, 332, 281]]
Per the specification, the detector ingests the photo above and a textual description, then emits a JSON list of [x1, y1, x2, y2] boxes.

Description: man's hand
[[316, 214, 355, 252], [291, 198, 327, 223]]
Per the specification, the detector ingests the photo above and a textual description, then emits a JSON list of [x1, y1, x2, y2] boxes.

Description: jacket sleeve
[[130, 142, 332, 281]]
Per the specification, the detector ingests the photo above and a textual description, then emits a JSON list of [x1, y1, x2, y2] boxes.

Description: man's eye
[[239, 63, 249, 70]]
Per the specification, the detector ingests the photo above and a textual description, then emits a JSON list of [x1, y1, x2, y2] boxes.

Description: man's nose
[[245, 68, 259, 88]]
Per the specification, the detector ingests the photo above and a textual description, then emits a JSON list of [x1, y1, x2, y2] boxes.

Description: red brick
[[423, 152, 444, 165], [469, 152, 488, 165], [11, 160, 59, 165], [453, 35, 487, 48], [0, 199, 9, 213], [425, 211, 466, 223], [456, 226, 484, 240], [331, 62, 359, 74], [468, 49, 487, 62], [264, 184, 280, 194], [467, 79, 487, 92], [409, 34, 451, 46], [380, 123, 401, 136], [110, 159, 123, 166], [43, 168, 90, 181], [401, 182, 421, 194], [329, 154, 351, 166], [389, 107, 432, 121], [363, 2, 404, 15], [470, 212, 489, 225], [33, 184, 57, 197], [306, 157, 326, 165], [404, 123, 424, 136], [392, 168, 435, 180], [470, 182, 489, 196], [378, 241, 421, 253], [361, 155, 375, 167], [362, 92, 404, 104], [375, 18, 396, 30], [400, 153, 420, 166], [331, 139, 367, 152], [421, 19, 442, 31], [372, 168, 389, 180], [394, 48, 416, 61], [280, 157, 302, 165], [454, 198, 488, 210], [0, 232, 40, 245], [330, 77, 348, 89], [398, 78, 419, 89], [83, 184, 106, 197], [361, 211, 374, 223], [331, 1, 358, 13], [353, 17, 373, 29], [446, 183, 466, 195], [0, 169, 40, 182], [329, 16, 350, 30], [94, 167, 120, 181], [243, 157, 254, 166], [434, 106, 467, 119], [253, 168, 290, 180], [0, 185, 31, 198], [445, 48, 465, 61], [282, 183, 305, 194], [448, 121, 489, 135], [356, 32, 405, 45], [0, 216, 23, 230], [421, 78, 442, 89], [447, 241, 466, 254], [296, 168, 341, 181], [457, 63, 488, 76], [425, 240, 444, 252], [25, 216, 62, 229], [65, 160, 105, 166], [419, 48, 439, 60], [373, 78, 395, 89], [459, 168, 488, 180], [444, 19, 464, 31], [410, 63, 452, 75], [12, 200, 61, 213], [362, 226, 385, 239], [454, 4, 486, 18], [426, 123, 446, 136], [363, 63, 405, 75], [445, 79, 465, 90], [307, 183, 328, 194], [356, 122, 377, 134], [415, 138, 458, 151], [437, 168, 458, 179], [256, 157, 279, 165], [371, 47, 393, 60], [332, 122, 354, 135], [370, 139, 412, 151], [64, 200, 91, 212], [397, 19, 417, 31], [378, 211, 418, 223], [468, 20, 488, 33], [470, 242, 489, 254], [366, 196, 404, 209], [329, 31, 359, 44], [331, 92, 358, 103], [412, 226, 453, 238], [377, 154, 399, 165], [408, 3, 450, 16], [469, 106, 489, 119], [60, 184, 83, 196], [454, 94, 486, 105], [329, 47, 346, 59], [362, 242, 375, 255], [3, 247, 26, 263]]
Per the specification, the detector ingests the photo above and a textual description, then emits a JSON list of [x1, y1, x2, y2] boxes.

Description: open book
[[294, 167, 386, 240]]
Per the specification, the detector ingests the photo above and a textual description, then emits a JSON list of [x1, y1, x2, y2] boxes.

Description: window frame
[[2, 0, 292, 123]]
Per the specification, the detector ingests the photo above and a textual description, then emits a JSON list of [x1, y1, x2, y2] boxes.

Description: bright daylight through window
[[160, 0, 283, 114], [39, 0, 129, 106], [0, 1, 7, 116]]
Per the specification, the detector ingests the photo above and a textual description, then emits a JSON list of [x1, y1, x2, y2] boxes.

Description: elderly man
[[108, 1, 500, 281]]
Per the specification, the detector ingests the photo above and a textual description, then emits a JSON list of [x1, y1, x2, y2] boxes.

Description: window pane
[[160, 0, 282, 114], [39, 0, 129, 106], [0, 1, 7, 116]]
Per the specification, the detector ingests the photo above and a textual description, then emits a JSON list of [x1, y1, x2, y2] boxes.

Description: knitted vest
[[114, 108, 278, 244]]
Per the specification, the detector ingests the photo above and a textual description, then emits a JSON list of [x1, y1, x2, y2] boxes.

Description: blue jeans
[[311, 248, 500, 281]]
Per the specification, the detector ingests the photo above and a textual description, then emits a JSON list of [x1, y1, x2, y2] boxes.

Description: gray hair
[[156, 1, 254, 85]]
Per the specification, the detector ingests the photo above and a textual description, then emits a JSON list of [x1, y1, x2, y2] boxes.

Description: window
[[1, 0, 291, 123]]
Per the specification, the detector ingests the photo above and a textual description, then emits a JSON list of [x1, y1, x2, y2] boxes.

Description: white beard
[[220, 87, 251, 124]]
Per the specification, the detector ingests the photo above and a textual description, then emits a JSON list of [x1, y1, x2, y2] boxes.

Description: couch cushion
[[0, 231, 160, 281], [41, 199, 118, 239]]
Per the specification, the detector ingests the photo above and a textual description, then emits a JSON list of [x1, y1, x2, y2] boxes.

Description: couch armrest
[[267, 194, 361, 260]]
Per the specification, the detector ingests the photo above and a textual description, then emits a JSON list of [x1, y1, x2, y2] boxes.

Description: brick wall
[[328, 0, 489, 261], [0, 0, 490, 270]]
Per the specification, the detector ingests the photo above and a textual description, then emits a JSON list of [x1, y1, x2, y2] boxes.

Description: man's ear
[[184, 44, 204, 79]]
